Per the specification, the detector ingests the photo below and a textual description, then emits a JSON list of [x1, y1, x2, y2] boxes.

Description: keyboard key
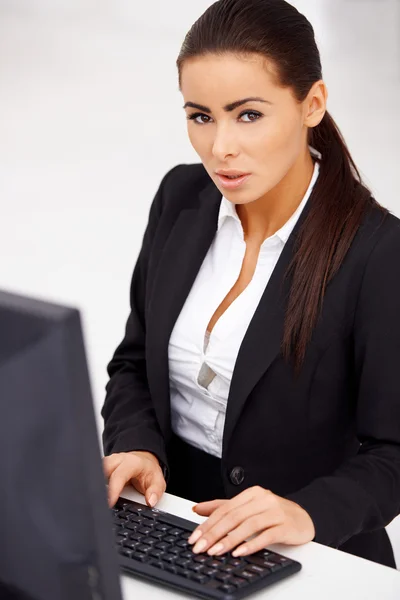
[[116, 510, 128, 519], [175, 567, 192, 578], [164, 536, 177, 544], [150, 549, 165, 559], [246, 555, 275, 570], [193, 555, 208, 564], [230, 577, 247, 588], [129, 533, 143, 542], [229, 558, 244, 567], [168, 528, 184, 536], [132, 551, 150, 562], [164, 564, 178, 574], [176, 539, 189, 548], [138, 527, 152, 535], [188, 563, 204, 573], [123, 540, 140, 551], [180, 551, 194, 559], [163, 553, 178, 563], [207, 559, 223, 569], [155, 523, 169, 532], [143, 538, 157, 546], [137, 544, 152, 553], [127, 515, 142, 524], [141, 508, 160, 519], [220, 564, 235, 573], [155, 542, 170, 551], [142, 518, 156, 528], [269, 555, 291, 566], [119, 548, 133, 558], [236, 569, 258, 581], [215, 573, 230, 582], [175, 558, 191, 568], [218, 584, 236, 593], [191, 574, 209, 584], [247, 563, 268, 576], [202, 568, 217, 577], [148, 559, 164, 569]]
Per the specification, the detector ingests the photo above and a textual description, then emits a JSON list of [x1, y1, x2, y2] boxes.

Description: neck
[[236, 150, 315, 245]]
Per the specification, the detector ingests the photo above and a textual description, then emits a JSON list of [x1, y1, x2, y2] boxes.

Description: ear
[[304, 79, 328, 128]]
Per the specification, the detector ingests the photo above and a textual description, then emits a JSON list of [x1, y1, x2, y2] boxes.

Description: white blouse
[[168, 152, 321, 458]]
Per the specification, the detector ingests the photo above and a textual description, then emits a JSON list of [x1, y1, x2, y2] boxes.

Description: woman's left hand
[[188, 486, 315, 557]]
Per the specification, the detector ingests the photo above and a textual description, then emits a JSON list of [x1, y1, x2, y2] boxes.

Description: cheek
[[259, 115, 298, 153], [187, 128, 211, 159], [251, 118, 301, 173]]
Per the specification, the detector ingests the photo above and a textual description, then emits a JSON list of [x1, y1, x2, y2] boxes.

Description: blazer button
[[229, 466, 245, 485]]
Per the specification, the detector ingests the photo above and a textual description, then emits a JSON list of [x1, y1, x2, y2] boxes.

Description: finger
[[142, 470, 166, 508], [199, 486, 267, 525], [192, 499, 226, 515], [208, 509, 283, 556], [107, 457, 142, 507], [193, 493, 258, 542], [192, 501, 273, 554], [231, 524, 285, 557], [188, 499, 231, 543], [189, 488, 272, 545], [103, 454, 124, 479]]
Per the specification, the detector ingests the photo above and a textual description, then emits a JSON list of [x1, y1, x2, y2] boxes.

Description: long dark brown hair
[[176, 0, 389, 377]]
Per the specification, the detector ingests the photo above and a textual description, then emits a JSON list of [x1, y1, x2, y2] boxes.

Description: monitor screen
[[0, 289, 122, 600]]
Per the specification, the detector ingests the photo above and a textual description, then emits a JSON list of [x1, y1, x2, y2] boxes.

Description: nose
[[211, 126, 240, 160]]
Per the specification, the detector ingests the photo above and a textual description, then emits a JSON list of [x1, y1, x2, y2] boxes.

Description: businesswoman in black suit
[[101, 0, 400, 568]]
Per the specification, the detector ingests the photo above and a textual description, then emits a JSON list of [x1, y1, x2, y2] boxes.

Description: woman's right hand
[[103, 450, 167, 509]]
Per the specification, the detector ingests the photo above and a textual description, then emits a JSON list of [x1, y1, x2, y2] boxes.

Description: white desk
[[119, 486, 400, 600]]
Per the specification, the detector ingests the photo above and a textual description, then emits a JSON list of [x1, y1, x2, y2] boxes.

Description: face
[[181, 53, 324, 206]]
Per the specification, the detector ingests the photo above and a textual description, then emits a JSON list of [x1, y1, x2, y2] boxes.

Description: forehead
[[180, 53, 280, 97]]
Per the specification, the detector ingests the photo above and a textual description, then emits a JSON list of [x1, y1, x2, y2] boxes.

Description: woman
[[101, 0, 400, 569]]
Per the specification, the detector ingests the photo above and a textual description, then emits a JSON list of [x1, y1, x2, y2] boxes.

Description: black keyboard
[[111, 497, 302, 600]]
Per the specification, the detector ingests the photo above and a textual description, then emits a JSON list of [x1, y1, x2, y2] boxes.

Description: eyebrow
[[182, 97, 273, 113]]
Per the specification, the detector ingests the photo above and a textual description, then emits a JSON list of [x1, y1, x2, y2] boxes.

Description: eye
[[186, 110, 262, 125]]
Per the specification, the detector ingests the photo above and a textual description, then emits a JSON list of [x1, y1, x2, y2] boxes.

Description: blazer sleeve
[[101, 164, 182, 479], [285, 220, 400, 548]]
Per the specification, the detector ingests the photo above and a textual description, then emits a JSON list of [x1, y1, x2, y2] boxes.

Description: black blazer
[[102, 163, 400, 568]]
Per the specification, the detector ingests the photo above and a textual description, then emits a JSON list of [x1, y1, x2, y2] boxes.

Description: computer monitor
[[0, 289, 123, 600]]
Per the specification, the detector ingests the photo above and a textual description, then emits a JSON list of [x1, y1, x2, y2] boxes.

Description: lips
[[216, 173, 252, 189], [216, 170, 250, 177]]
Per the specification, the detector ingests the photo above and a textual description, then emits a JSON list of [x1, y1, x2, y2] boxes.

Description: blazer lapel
[[146, 175, 313, 457]]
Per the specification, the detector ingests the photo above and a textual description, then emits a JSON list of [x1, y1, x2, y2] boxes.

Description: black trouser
[[165, 431, 397, 569]]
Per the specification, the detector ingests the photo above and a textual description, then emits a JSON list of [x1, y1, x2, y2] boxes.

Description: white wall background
[[1, 0, 399, 566]]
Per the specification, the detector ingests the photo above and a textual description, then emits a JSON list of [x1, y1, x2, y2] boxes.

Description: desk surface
[[119, 486, 400, 600]]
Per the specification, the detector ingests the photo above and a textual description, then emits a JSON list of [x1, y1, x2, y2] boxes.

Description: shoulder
[[359, 200, 400, 251], [356, 200, 400, 281], [160, 162, 211, 209]]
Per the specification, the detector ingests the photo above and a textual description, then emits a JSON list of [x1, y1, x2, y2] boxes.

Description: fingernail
[[149, 493, 158, 507], [208, 542, 224, 555], [193, 538, 207, 554], [188, 530, 202, 544], [232, 546, 247, 557]]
